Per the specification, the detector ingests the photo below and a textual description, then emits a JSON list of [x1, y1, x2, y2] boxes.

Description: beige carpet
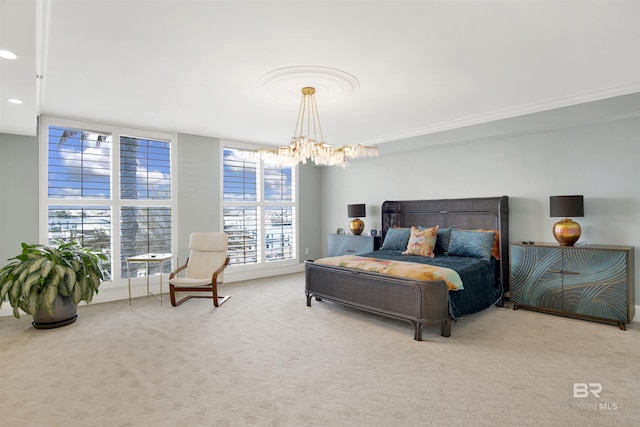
[[1, 272, 638, 426]]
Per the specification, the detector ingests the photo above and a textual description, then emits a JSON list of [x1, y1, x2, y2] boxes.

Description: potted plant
[[0, 240, 109, 328]]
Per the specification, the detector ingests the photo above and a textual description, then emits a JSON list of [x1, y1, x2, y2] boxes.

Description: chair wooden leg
[[170, 284, 178, 306], [212, 282, 230, 307], [213, 295, 231, 307], [169, 283, 229, 307]]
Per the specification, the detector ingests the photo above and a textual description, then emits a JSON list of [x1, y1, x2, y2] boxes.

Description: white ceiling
[[2, 0, 639, 147]]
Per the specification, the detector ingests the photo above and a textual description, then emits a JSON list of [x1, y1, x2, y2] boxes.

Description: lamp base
[[553, 218, 581, 246], [350, 218, 364, 235]]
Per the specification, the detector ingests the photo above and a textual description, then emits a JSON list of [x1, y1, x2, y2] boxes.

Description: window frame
[[39, 116, 178, 285], [220, 141, 299, 273]]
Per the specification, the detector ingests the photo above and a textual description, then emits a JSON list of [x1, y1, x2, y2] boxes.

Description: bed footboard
[[305, 261, 450, 340]]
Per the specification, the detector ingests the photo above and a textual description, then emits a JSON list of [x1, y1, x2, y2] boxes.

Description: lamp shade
[[550, 195, 584, 218], [347, 204, 366, 218]]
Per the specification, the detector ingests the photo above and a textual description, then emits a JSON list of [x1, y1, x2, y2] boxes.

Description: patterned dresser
[[510, 242, 634, 329]]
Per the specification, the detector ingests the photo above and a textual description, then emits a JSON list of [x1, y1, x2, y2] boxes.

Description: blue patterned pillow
[[447, 230, 495, 261], [435, 226, 455, 254], [380, 227, 411, 250]]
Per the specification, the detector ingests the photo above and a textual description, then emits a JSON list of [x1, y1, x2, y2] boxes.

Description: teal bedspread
[[360, 250, 500, 319]]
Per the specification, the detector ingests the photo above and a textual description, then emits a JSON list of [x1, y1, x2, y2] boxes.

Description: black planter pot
[[32, 295, 78, 329]]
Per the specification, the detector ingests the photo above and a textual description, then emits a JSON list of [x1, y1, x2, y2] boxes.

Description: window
[[48, 128, 111, 199], [42, 117, 175, 281], [222, 147, 296, 266], [119, 137, 172, 278]]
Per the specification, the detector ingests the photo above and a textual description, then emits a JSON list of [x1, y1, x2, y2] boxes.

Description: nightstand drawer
[[327, 234, 380, 257]]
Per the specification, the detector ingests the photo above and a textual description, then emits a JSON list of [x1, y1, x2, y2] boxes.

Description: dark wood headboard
[[381, 196, 509, 291]]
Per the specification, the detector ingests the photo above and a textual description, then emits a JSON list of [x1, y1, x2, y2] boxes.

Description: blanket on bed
[[313, 255, 464, 291]]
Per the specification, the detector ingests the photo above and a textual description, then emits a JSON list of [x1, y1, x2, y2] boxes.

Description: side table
[[126, 253, 173, 305], [327, 234, 381, 257]]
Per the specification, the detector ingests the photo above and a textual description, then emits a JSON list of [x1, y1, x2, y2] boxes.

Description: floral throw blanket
[[313, 255, 464, 291]]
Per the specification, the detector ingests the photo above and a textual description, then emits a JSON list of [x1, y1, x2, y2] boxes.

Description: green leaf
[[17, 265, 31, 283], [42, 284, 58, 316], [22, 271, 40, 298], [72, 277, 83, 305], [64, 266, 76, 293], [26, 291, 39, 315], [13, 262, 29, 282], [49, 265, 62, 289], [84, 285, 93, 303], [61, 267, 74, 296], [0, 263, 15, 279], [27, 257, 45, 273], [0, 278, 13, 301], [9, 277, 21, 303], [40, 259, 53, 279], [89, 270, 100, 290], [58, 281, 70, 297]]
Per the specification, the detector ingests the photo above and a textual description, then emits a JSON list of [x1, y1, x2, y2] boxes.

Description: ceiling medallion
[[256, 66, 360, 104]]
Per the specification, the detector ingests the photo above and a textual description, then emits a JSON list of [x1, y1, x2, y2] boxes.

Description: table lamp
[[348, 204, 366, 235], [550, 195, 584, 246]]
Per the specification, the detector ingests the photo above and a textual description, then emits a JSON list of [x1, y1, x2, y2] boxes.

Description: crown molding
[[362, 82, 640, 147]]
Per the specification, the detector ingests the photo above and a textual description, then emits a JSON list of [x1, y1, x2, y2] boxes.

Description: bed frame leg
[[414, 323, 422, 341], [306, 293, 312, 307], [441, 319, 451, 337]]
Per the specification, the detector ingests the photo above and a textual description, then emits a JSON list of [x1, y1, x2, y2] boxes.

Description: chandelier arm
[[308, 94, 314, 142], [294, 92, 306, 138], [307, 91, 314, 142], [311, 93, 324, 143]]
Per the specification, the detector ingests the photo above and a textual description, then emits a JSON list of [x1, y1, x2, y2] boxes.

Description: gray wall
[[298, 161, 323, 261], [175, 133, 222, 265], [0, 133, 39, 263], [320, 107, 640, 305]]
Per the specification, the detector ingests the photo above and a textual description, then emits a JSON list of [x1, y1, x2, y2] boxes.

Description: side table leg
[[159, 260, 163, 306], [146, 262, 150, 297]]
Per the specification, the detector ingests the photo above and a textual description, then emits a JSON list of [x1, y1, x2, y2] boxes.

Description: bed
[[304, 196, 509, 340]]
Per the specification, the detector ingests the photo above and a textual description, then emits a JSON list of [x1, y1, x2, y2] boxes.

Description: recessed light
[[0, 50, 18, 60], [8, 98, 23, 104]]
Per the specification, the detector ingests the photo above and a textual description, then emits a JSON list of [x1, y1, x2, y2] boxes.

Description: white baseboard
[[223, 263, 304, 283]]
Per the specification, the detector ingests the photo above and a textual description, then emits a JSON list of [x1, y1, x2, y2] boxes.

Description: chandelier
[[258, 87, 378, 168]]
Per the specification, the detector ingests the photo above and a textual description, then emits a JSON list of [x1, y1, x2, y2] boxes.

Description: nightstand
[[327, 234, 381, 257], [510, 242, 634, 330]]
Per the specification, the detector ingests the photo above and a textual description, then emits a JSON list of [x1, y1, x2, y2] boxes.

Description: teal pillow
[[380, 227, 411, 250], [447, 230, 495, 261], [435, 226, 454, 254]]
